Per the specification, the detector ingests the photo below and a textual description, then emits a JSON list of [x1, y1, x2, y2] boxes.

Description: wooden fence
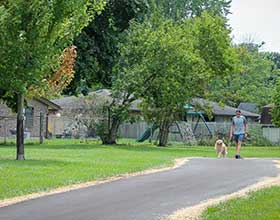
[[263, 127, 280, 144], [119, 122, 280, 144]]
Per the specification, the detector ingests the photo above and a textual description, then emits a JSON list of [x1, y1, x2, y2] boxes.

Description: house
[[190, 98, 260, 123], [52, 92, 260, 123], [50, 92, 262, 140], [51, 89, 113, 137], [126, 97, 260, 123], [0, 98, 61, 138]]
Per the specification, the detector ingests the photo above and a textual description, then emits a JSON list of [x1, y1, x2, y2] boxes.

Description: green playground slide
[[136, 124, 158, 142]]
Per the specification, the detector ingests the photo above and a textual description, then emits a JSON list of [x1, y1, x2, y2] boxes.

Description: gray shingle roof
[[238, 102, 258, 113], [52, 89, 113, 110], [52, 96, 81, 110], [193, 98, 260, 118], [52, 91, 260, 118]]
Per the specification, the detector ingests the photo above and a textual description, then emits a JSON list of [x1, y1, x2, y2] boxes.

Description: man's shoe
[[235, 155, 242, 159]]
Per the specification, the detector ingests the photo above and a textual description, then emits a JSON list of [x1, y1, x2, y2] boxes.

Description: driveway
[[0, 158, 278, 220]]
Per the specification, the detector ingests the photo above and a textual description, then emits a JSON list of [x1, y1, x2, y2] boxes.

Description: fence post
[[45, 113, 49, 139], [39, 112, 44, 144], [4, 118, 7, 144]]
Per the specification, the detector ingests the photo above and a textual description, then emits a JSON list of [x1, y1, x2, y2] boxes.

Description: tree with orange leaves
[[29, 46, 77, 99]]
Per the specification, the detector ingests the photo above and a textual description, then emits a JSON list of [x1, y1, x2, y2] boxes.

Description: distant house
[[261, 104, 274, 126], [191, 98, 260, 123], [0, 98, 61, 138], [51, 89, 142, 136], [52, 92, 260, 124], [51, 89, 113, 136], [238, 102, 259, 114], [50, 91, 262, 139]]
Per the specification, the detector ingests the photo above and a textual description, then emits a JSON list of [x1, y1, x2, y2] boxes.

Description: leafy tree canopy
[[272, 80, 280, 126], [0, 0, 106, 159], [0, 0, 105, 107], [209, 45, 277, 108], [149, 0, 232, 20], [65, 0, 150, 95], [65, 0, 232, 95], [113, 12, 237, 145]]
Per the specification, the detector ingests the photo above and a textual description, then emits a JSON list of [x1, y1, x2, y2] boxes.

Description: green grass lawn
[[0, 139, 279, 200], [202, 186, 280, 220]]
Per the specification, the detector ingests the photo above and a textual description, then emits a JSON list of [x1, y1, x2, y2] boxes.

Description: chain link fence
[[0, 114, 46, 144]]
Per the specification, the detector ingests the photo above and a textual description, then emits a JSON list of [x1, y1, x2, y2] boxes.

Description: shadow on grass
[[0, 143, 104, 150], [0, 158, 77, 167], [0, 140, 214, 154]]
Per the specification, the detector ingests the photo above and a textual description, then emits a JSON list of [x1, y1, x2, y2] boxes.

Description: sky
[[229, 0, 280, 52]]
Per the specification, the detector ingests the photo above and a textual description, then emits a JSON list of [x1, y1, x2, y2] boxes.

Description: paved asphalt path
[[0, 158, 279, 220]]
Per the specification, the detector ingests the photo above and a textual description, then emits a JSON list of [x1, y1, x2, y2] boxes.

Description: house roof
[[35, 97, 62, 110], [52, 90, 260, 118], [238, 102, 258, 113], [192, 98, 260, 118], [52, 96, 81, 110], [52, 89, 113, 110]]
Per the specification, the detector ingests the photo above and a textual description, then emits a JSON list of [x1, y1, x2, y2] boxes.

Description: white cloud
[[229, 0, 280, 52]]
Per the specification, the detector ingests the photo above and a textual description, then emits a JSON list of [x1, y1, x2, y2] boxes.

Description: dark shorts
[[234, 134, 245, 142]]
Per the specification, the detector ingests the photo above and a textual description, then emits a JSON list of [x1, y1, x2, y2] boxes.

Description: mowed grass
[[0, 139, 279, 200], [202, 186, 280, 220]]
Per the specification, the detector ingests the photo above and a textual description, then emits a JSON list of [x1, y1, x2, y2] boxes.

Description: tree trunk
[[16, 93, 25, 160], [158, 120, 170, 147], [101, 117, 121, 145]]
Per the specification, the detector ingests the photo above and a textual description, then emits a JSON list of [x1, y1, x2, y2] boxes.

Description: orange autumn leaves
[[29, 46, 77, 98]]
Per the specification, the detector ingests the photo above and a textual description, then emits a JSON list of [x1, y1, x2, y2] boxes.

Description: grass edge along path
[[165, 160, 280, 220], [0, 140, 279, 206], [0, 157, 189, 208]]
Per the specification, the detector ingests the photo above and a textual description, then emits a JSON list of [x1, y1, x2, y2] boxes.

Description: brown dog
[[215, 139, 228, 158]]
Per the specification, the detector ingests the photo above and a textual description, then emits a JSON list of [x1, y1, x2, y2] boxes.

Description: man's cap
[[235, 109, 241, 113]]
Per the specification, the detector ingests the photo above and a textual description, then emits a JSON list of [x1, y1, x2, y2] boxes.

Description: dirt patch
[[0, 157, 189, 208], [164, 159, 280, 220]]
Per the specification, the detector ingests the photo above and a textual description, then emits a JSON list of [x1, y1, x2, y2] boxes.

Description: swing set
[[183, 105, 213, 138], [136, 105, 213, 142]]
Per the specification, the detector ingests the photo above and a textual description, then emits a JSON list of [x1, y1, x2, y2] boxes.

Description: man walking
[[230, 109, 248, 159]]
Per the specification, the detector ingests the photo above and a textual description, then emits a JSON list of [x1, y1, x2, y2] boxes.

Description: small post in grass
[[39, 112, 44, 144], [4, 118, 7, 144]]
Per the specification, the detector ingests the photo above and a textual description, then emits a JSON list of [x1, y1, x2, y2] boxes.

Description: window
[[25, 107, 34, 129]]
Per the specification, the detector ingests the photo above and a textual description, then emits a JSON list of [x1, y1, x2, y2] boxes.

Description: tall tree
[[29, 46, 77, 99], [0, 0, 106, 159], [112, 12, 236, 146], [65, 0, 232, 95], [149, 0, 231, 20], [264, 52, 280, 70], [65, 0, 149, 95], [209, 45, 277, 108], [263, 51, 280, 86], [267, 52, 280, 126], [272, 79, 280, 127]]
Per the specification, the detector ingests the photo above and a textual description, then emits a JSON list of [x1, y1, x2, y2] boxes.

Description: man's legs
[[234, 134, 244, 159], [236, 141, 242, 158]]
